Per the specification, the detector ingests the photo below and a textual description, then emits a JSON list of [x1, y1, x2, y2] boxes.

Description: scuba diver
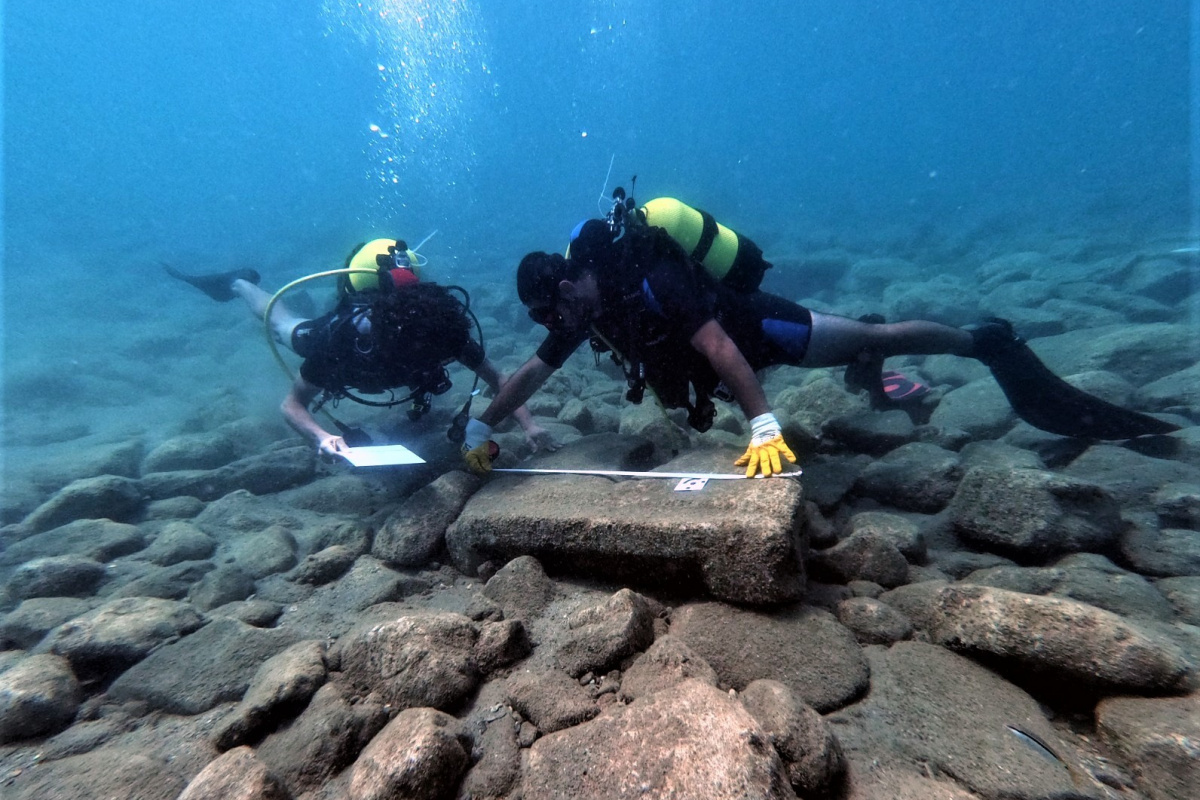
[[460, 188, 1178, 478], [167, 238, 554, 457], [575, 192, 927, 410]]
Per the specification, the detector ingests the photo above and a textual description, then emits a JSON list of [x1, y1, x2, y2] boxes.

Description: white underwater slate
[[339, 445, 425, 468]]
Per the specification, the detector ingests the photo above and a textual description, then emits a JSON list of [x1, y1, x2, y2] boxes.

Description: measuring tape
[[491, 467, 802, 492]]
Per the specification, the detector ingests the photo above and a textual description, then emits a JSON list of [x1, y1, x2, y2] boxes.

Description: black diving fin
[[971, 320, 1180, 440], [163, 263, 261, 302]]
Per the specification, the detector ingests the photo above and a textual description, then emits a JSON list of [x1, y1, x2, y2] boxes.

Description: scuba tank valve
[[606, 176, 638, 239]]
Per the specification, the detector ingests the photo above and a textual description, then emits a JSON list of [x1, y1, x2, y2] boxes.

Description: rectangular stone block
[[446, 474, 806, 605]]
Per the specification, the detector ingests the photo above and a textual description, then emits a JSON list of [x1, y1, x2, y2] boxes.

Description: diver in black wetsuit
[[167, 239, 555, 457], [458, 215, 1177, 477]]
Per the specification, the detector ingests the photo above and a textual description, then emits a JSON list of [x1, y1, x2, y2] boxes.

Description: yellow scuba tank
[[639, 198, 739, 280], [344, 238, 422, 292], [637, 198, 770, 292]]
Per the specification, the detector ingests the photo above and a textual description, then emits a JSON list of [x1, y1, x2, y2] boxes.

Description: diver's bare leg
[[232, 279, 307, 349], [801, 311, 973, 368]]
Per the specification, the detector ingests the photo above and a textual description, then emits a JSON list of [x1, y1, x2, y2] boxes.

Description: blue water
[[6, 1, 1191, 264], [1, 0, 1194, 471]]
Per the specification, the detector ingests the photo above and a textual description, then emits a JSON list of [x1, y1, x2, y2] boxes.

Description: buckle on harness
[[687, 395, 716, 432], [408, 393, 432, 421], [625, 362, 645, 404]]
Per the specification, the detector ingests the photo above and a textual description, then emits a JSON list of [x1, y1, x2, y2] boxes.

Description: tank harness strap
[[691, 210, 721, 264], [590, 325, 646, 403]]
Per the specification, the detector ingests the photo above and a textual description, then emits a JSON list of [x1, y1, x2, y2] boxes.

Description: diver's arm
[[690, 319, 770, 420], [471, 357, 555, 447], [478, 355, 557, 428], [281, 377, 345, 455], [692, 318, 795, 477]]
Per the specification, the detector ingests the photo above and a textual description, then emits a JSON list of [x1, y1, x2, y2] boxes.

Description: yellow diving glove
[[734, 412, 797, 478], [462, 419, 500, 476]]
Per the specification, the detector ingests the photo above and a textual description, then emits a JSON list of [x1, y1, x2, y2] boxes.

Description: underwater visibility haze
[[1, 1, 1198, 798]]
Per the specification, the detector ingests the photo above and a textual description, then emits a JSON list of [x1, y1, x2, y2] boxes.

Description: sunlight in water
[[323, 0, 487, 203]]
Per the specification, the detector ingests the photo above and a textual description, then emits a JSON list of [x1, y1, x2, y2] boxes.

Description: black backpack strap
[[690, 209, 720, 264]]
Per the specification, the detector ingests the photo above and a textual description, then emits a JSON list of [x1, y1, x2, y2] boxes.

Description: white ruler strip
[[491, 468, 801, 480]]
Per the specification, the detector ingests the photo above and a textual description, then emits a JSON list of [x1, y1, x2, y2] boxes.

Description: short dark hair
[[517, 251, 577, 309], [568, 219, 620, 275]]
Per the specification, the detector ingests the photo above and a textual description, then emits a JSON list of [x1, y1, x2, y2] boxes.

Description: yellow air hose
[[261, 267, 383, 428], [262, 267, 382, 383]]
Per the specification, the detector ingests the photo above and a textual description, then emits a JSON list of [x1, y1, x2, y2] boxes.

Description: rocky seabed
[[1, 244, 1199, 799]]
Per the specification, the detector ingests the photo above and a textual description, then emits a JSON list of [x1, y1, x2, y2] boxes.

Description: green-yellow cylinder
[[641, 197, 740, 281]]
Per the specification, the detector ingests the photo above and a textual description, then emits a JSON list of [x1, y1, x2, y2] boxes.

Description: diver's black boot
[[844, 352, 887, 407], [967, 318, 1024, 366], [968, 318, 1180, 439], [844, 314, 888, 408], [164, 264, 261, 302]]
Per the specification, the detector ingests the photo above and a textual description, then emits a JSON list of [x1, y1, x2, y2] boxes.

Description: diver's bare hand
[[318, 435, 348, 457], [525, 425, 560, 453]]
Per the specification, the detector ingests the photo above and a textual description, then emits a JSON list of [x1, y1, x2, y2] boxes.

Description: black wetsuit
[[291, 302, 484, 398], [536, 227, 812, 419]]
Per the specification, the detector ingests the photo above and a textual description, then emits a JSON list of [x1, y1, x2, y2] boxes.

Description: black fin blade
[[162, 263, 260, 302], [988, 343, 1180, 439]]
